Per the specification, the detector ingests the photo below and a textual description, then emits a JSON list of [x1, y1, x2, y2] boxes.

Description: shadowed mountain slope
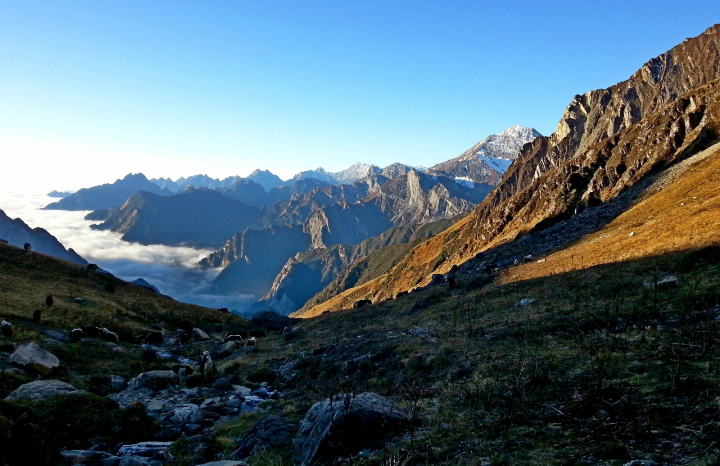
[[90, 189, 263, 249], [0, 209, 87, 265], [45, 174, 172, 211]]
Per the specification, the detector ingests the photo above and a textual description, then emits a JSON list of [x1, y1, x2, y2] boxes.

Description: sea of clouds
[[0, 190, 255, 312]]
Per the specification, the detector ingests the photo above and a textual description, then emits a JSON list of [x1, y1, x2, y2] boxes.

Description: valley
[[1, 10, 720, 466]]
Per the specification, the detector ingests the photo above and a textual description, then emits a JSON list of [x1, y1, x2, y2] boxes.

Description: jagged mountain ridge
[[258, 219, 455, 315], [199, 170, 491, 306], [0, 208, 87, 265], [45, 174, 173, 211], [303, 23, 720, 314], [429, 125, 541, 185]]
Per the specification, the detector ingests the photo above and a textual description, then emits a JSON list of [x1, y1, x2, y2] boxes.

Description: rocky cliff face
[[202, 224, 312, 297], [0, 209, 87, 265], [259, 219, 455, 315], [200, 170, 491, 307], [305, 23, 720, 313]]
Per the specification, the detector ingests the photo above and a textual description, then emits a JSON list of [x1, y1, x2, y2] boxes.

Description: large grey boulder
[[127, 371, 179, 390], [8, 342, 60, 374], [231, 415, 291, 459], [168, 404, 203, 425], [6, 379, 86, 401], [210, 340, 240, 360], [294, 393, 408, 465], [192, 328, 211, 341]]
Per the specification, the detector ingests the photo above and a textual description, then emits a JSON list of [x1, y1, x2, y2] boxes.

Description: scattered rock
[[117, 441, 173, 460], [516, 298, 535, 306], [42, 329, 69, 342], [644, 275, 679, 290], [168, 404, 203, 425], [61, 449, 112, 465], [192, 328, 211, 341], [72, 297, 85, 303], [211, 341, 240, 360], [196, 461, 248, 466], [8, 342, 60, 374], [6, 379, 86, 401], [127, 371, 179, 391], [294, 392, 409, 465], [231, 415, 291, 459]]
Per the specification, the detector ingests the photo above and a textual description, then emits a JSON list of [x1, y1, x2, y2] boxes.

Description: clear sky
[[1, 1, 719, 190]]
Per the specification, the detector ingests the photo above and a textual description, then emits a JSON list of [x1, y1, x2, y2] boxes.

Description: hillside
[[0, 209, 87, 265], [304, 23, 720, 314]]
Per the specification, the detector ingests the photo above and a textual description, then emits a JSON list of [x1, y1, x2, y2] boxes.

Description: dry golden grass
[[305, 141, 720, 317], [0, 243, 247, 340], [503, 142, 720, 284]]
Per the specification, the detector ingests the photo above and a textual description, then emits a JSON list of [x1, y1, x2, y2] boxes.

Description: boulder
[[192, 328, 211, 341], [294, 393, 409, 465], [6, 379, 86, 401], [211, 340, 240, 360], [8, 342, 60, 374], [251, 311, 298, 331], [127, 370, 179, 390], [231, 415, 290, 459], [168, 404, 203, 425], [116, 441, 173, 459], [61, 449, 112, 465]]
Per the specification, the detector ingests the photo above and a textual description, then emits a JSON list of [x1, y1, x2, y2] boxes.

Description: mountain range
[[299, 22, 720, 316]]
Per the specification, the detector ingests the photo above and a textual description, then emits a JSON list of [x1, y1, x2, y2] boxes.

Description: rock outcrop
[[294, 393, 408, 465], [6, 380, 86, 401], [8, 342, 60, 375]]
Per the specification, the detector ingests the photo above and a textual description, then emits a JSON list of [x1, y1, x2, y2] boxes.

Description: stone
[[210, 341, 240, 360], [232, 385, 252, 396], [8, 342, 60, 374], [192, 328, 211, 341], [61, 449, 111, 464], [196, 461, 248, 466], [6, 379, 86, 401], [251, 310, 298, 331], [108, 375, 128, 392], [168, 404, 203, 425], [117, 441, 173, 459], [231, 415, 290, 460], [294, 393, 409, 465], [42, 329, 69, 342], [515, 298, 535, 306], [127, 370, 179, 390]]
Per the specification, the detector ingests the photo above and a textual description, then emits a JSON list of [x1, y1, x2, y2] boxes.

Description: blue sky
[[1, 1, 719, 189]]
